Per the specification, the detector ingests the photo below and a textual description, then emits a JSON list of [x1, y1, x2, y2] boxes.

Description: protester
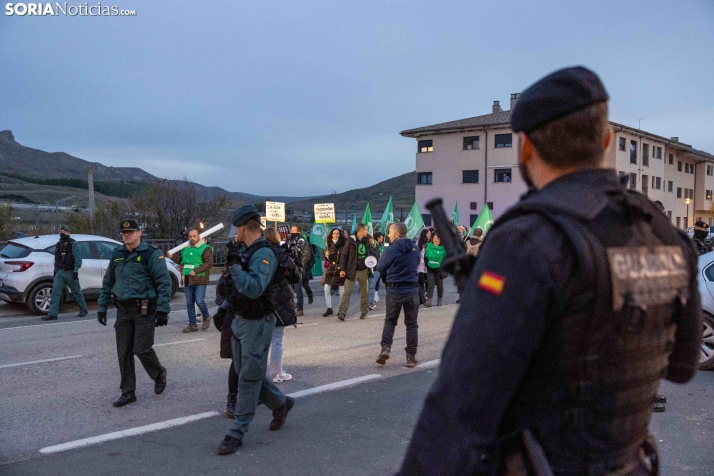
[[416, 229, 430, 294], [322, 228, 346, 316], [289, 225, 313, 316], [337, 223, 372, 321], [368, 233, 383, 309], [43, 225, 88, 320], [168, 228, 214, 332], [265, 227, 294, 383], [376, 222, 421, 368], [465, 228, 484, 257], [424, 233, 446, 307]]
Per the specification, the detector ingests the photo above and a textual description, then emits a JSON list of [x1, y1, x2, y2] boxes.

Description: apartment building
[[401, 94, 714, 230]]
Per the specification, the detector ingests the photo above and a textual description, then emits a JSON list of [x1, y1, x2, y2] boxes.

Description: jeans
[[381, 292, 420, 355], [426, 268, 443, 300], [185, 284, 209, 327], [324, 284, 344, 309], [268, 326, 285, 376], [339, 268, 370, 315], [368, 270, 380, 304]]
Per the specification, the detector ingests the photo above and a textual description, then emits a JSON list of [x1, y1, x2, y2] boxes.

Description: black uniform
[[398, 68, 702, 475]]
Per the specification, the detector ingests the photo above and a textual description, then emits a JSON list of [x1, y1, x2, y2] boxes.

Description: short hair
[[291, 225, 302, 233], [264, 227, 280, 244], [473, 228, 483, 238], [356, 223, 368, 233], [526, 102, 609, 168], [188, 228, 199, 235], [243, 218, 262, 234], [392, 222, 407, 237]]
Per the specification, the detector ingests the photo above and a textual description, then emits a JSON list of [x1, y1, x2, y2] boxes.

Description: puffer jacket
[[323, 236, 346, 287]]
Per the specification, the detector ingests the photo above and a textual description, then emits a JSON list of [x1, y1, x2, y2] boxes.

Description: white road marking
[[287, 374, 382, 398], [39, 411, 220, 454], [0, 320, 99, 331], [417, 359, 441, 369], [293, 322, 319, 328], [154, 338, 206, 347], [0, 355, 83, 369]]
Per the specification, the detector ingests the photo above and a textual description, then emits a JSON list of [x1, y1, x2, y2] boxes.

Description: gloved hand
[[97, 312, 107, 326], [154, 311, 169, 327], [72, 271, 79, 281], [213, 307, 226, 331]]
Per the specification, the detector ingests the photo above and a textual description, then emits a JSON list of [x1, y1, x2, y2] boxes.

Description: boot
[[202, 315, 212, 330], [406, 354, 419, 368], [308, 293, 314, 305], [77, 309, 88, 317], [269, 397, 295, 431], [322, 308, 333, 317], [437, 298, 443, 306], [337, 312, 346, 321], [112, 392, 137, 407], [424, 298, 432, 308], [296, 309, 304, 317], [226, 393, 237, 419], [217, 435, 242, 455], [376, 346, 390, 365], [182, 325, 198, 333], [154, 368, 167, 395]]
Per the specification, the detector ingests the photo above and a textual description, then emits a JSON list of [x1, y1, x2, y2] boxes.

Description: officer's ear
[[603, 125, 614, 156], [518, 132, 536, 166]]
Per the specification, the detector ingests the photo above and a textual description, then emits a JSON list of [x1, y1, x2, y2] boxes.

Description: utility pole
[[87, 166, 95, 232]]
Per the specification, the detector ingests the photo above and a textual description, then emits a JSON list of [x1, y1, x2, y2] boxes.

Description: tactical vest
[[493, 186, 695, 474], [55, 238, 75, 271]]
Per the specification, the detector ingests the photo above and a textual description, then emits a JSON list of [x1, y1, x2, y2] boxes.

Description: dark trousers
[[418, 272, 427, 293], [228, 361, 238, 394], [426, 268, 443, 299], [114, 301, 164, 394], [293, 279, 313, 310], [381, 291, 419, 355]]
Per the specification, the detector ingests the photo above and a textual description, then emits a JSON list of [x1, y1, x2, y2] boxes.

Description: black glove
[[213, 307, 226, 331], [154, 311, 169, 327], [97, 312, 107, 326], [72, 271, 79, 281]]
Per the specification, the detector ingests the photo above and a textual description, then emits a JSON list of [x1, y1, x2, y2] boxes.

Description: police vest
[[55, 239, 75, 271], [492, 185, 695, 473]]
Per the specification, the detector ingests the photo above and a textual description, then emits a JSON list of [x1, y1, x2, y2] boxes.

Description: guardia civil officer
[[97, 219, 172, 408], [398, 67, 702, 475], [217, 205, 294, 456], [42, 225, 88, 320]]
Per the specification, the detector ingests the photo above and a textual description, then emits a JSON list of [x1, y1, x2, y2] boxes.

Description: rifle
[[425, 198, 475, 294]]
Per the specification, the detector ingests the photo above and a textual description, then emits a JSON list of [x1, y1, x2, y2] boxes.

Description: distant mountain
[[0, 130, 415, 211]]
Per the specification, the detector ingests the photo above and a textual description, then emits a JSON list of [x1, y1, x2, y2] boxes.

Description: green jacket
[[98, 241, 173, 313], [424, 242, 446, 269]]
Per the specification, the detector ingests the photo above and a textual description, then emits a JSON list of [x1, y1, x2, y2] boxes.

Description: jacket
[[376, 237, 420, 294], [424, 243, 446, 269], [323, 236, 346, 287], [465, 237, 482, 257]]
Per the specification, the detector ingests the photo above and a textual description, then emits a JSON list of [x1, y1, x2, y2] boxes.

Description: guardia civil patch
[[478, 271, 505, 295], [606, 246, 690, 311]]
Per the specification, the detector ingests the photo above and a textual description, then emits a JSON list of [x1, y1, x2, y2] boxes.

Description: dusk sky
[[1, 0, 712, 196]]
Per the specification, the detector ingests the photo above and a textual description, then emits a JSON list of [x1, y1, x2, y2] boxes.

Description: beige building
[[401, 94, 714, 230]]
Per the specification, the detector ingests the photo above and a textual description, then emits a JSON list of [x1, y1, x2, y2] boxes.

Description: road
[[1, 278, 713, 475]]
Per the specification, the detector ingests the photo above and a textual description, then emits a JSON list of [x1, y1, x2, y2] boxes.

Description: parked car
[[697, 251, 714, 370], [0, 235, 181, 314]]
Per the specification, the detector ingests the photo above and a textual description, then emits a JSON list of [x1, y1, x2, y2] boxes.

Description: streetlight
[[685, 197, 691, 227]]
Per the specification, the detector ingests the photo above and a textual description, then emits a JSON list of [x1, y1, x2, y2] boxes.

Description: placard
[[266, 201, 286, 222], [314, 203, 336, 223]]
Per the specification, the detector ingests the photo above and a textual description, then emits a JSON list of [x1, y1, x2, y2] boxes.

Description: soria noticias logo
[[5, 3, 137, 16]]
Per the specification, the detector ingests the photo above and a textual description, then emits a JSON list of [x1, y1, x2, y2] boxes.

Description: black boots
[[226, 393, 237, 419], [217, 435, 242, 455], [406, 354, 419, 368], [154, 368, 167, 395], [376, 346, 390, 365], [269, 397, 295, 431], [322, 308, 333, 317], [113, 392, 137, 407]]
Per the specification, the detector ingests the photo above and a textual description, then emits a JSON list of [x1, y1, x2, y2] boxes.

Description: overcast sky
[[1, 0, 712, 196]]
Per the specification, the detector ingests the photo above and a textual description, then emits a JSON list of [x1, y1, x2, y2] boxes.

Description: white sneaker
[[375, 292, 380, 303], [272, 373, 283, 383], [369, 303, 377, 310], [273, 372, 292, 382]]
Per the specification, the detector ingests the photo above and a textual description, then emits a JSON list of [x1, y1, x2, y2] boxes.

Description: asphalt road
[[1, 278, 713, 475]]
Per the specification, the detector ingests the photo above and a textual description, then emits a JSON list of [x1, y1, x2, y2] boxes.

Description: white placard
[[314, 203, 336, 223], [266, 201, 285, 222], [168, 223, 225, 256]]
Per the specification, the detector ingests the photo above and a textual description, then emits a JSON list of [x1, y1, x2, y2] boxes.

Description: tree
[[0, 201, 14, 240]]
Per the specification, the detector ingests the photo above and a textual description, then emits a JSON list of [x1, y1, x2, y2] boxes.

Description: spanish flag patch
[[478, 271, 505, 295]]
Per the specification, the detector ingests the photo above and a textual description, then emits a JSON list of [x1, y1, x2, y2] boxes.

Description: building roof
[[400, 110, 512, 137]]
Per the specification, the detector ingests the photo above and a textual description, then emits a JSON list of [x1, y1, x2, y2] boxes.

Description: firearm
[[425, 198, 475, 294]]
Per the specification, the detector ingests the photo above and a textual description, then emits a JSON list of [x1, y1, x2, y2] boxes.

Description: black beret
[[511, 66, 609, 133], [119, 219, 140, 231], [232, 205, 261, 227]]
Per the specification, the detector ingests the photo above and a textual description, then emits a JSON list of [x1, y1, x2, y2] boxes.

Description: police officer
[[217, 205, 294, 456], [42, 225, 88, 320], [398, 67, 702, 475], [97, 219, 172, 408]]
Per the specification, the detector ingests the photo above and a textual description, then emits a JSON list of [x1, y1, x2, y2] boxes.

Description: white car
[[0, 234, 181, 314], [697, 251, 714, 370]]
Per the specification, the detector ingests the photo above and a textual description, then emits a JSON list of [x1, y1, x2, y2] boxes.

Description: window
[[494, 168, 512, 182], [684, 217, 688, 228], [417, 172, 432, 185], [495, 133, 512, 148], [685, 163, 690, 173], [45, 241, 93, 260], [655, 146, 662, 159], [619, 137, 626, 151], [629, 173, 637, 190], [667, 211, 672, 221], [463, 136, 480, 150], [690, 163, 695, 174], [678, 161, 682, 172], [630, 141, 637, 164], [470, 202, 478, 210], [676, 217, 681, 228], [643, 144, 649, 167], [95, 241, 119, 260], [708, 165, 713, 176], [462, 170, 479, 183], [653, 177, 661, 190], [669, 153, 673, 165], [421, 214, 432, 226], [486, 202, 494, 210], [418, 140, 433, 153], [1, 243, 32, 259], [690, 188, 695, 198], [677, 187, 682, 198], [707, 190, 713, 200], [641, 174, 648, 195], [668, 181, 673, 192], [469, 214, 479, 226]]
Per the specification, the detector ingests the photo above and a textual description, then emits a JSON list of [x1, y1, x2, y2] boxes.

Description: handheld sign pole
[[168, 223, 225, 256]]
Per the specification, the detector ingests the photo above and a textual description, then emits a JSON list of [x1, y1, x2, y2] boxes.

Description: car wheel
[[170, 275, 178, 298], [699, 313, 714, 371], [26, 282, 59, 315]]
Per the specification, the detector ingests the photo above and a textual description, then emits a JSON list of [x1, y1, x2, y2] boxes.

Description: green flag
[[404, 201, 425, 239], [451, 201, 460, 225], [309, 222, 327, 249], [470, 203, 495, 236], [379, 196, 394, 233], [362, 203, 374, 235], [351, 215, 358, 234]]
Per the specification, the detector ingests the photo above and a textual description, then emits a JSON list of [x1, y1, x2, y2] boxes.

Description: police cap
[[511, 66, 609, 134], [60, 225, 70, 233], [120, 219, 140, 231], [232, 205, 261, 227]]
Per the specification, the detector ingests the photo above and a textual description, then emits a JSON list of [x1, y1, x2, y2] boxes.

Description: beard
[[518, 136, 536, 190]]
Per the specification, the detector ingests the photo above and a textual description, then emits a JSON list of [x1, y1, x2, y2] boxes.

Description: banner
[[309, 222, 327, 249], [266, 201, 285, 222], [362, 203, 373, 235], [451, 201, 460, 225], [351, 215, 358, 234], [470, 203, 495, 236], [379, 196, 394, 234], [314, 203, 336, 224], [404, 201, 425, 239]]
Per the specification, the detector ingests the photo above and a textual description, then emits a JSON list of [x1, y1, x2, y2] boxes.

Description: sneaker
[[277, 372, 292, 382], [77, 309, 88, 317], [376, 346, 390, 365], [217, 435, 242, 455], [375, 291, 380, 303], [369, 302, 376, 310], [337, 313, 346, 321], [406, 354, 419, 368], [272, 373, 284, 383], [296, 309, 304, 317], [269, 397, 295, 431], [437, 298, 443, 306], [202, 316, 212, 330], [424, 298, 432, 308], [322, 308, 333, 317], [41, 315, 58, 321], [360, 313, 367, 319], [308, 294, 314, 305], [182, 325, 198, 333]]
